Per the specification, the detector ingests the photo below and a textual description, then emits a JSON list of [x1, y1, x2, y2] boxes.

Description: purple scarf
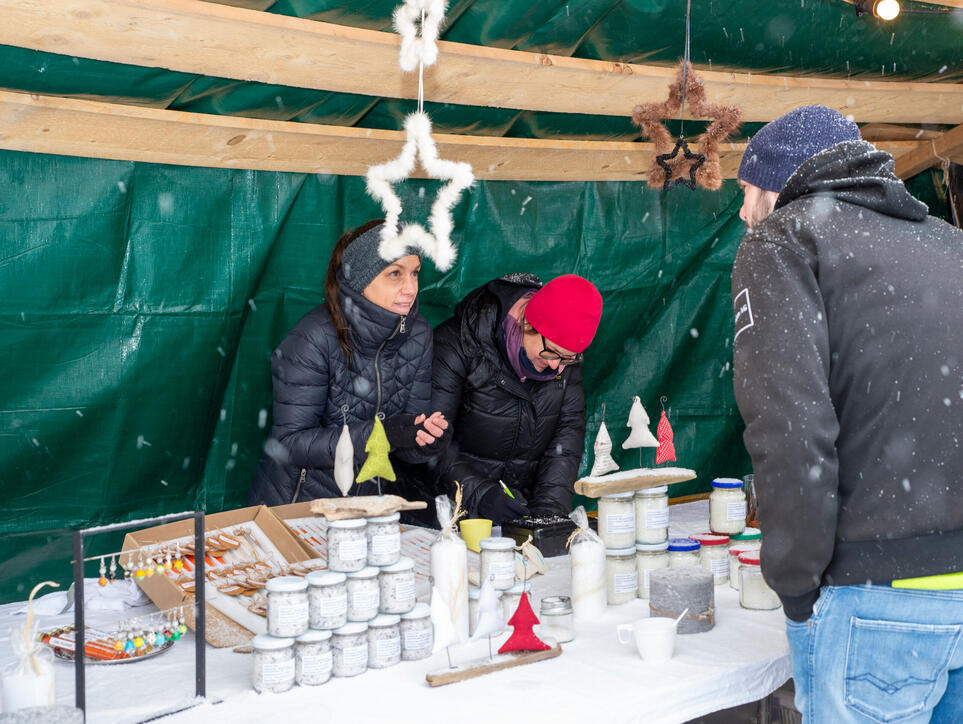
[[502, 293, 562, 382]]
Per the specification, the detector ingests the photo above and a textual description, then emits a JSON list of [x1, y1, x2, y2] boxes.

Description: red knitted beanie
[[525, 274, 602, 353]]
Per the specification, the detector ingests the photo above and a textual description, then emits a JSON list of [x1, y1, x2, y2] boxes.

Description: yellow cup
[[459, 518, 493, 553]]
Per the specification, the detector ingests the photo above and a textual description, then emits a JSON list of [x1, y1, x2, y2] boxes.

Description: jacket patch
[[733, 287, 754, 341]]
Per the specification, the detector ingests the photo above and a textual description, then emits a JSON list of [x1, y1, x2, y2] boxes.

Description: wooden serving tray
[[574, 467, 697, 498]]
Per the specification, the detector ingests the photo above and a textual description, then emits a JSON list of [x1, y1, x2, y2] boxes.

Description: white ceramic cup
[[617, 617, 677, 661]]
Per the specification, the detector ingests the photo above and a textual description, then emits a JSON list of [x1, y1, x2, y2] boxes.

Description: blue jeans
[[786, 585, 963, 723]]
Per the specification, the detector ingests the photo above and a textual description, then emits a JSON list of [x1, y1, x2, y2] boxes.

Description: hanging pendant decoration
[[656, 400, 677, 464], [622, 395, 660, 449], [356, 417, 396, 484]]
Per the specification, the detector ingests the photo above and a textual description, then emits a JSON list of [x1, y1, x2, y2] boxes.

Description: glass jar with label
[[667, 538, 701, 568], [709, 478, 747, 535], [306, 570, 348, 630], [346, 566, 380, 622], [327, 518, 368, 572], [729, 543, 763, 591], [366, 512, 401, 567], [479, 537, 516, 590], [265, 576, 309, 638], [691, 533, 731, 585], [605, 547, 638, 605], [598, 492, 636, 549], [501, 580, 526, 621], [634, 486, 669, 544], [331, 622, 368, 677], [728, 527, 761, 551], [538, 596, 574, 643], [252, 634, 295, 694], [379, 557, 416, 614], [295, 629, 332, 686], [367, 614, 402, 669], [738, 552, 781, 610], [400, 603, 433, 661], [635, 541, 669, 599]]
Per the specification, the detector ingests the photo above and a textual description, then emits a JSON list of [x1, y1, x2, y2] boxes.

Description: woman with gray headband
[[248, 219, 449, 506]]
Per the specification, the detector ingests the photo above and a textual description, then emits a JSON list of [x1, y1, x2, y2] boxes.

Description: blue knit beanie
[[738, 105, 861, 192]]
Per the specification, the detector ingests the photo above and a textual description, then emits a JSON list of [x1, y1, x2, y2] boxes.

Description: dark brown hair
[[324, 219, 385, 366]]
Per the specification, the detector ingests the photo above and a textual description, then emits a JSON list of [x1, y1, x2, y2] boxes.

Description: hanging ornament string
[[417, 9, 425, 114], [680, 0, 691, 137]]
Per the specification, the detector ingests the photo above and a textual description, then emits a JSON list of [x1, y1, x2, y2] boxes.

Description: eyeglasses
[[538, 335, 583, 365]]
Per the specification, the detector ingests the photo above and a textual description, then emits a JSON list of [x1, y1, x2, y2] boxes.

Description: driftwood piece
[[574, 467, 697, 498], [425, 643, 562, 687], [308, 495, 428, 521]]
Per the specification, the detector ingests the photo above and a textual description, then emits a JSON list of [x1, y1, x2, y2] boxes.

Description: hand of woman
[[413, 411, 448, 447]]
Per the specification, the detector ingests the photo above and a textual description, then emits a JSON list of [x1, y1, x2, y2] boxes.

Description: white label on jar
[[340, 644, 367, 667], [375, 637, 401, 659], [393, 578, 416, 602], [710, 557, 729, 577], [403, 629, 431, 651], [613, 571, 638, 594], [350, 590, 378, 612], [339, 538, 366, 561], [491, 559, 515, 580], [371, 533, 401, 556], [644, 509, 669, 528], [301, 650, 333, 677], [606, 512, 635, 534], [275, 600, 309, 627], [727, 501, 746, 521], [261, 658, 295, 687], [320, 593, 348, 617]]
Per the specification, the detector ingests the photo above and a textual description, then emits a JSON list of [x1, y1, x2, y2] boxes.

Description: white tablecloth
[[0, 501, 791, 724]]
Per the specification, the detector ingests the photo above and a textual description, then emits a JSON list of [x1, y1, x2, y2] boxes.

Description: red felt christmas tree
[[656, 410, 677, 464], [497, 592, 551, 654]]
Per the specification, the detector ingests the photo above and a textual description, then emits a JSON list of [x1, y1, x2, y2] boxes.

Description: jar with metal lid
[[605, 547, 638, 605], [709, 478, 746, 535], [738, 552, 781, 610], [295, 629, 332, 686], [598, 492, 636, 549], [479, 537, 516, 590], [346, 566, 380, 621], [729, 543, 762, 591], [691, 533, 731, 585], [635, 541, 669, 599], [331, 622, 368, 677], [367, 614, 401, 669], [327, 518, 368, 572], [306, 570, 348, 630], [667, 538, 701, 568], [251, 634, 295, 694], [366, 512, 401, 567], [500, 580, 526, 621], [634, 486, 669, 544], [379, 557, 416, 614], [538, 596, 574, 643], [265, 576, 309, 638], [400, 603, 433, 661], [728, 527, 761, 550]]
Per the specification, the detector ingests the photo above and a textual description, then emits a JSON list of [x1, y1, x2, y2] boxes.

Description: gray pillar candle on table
[[648, 567, 715, 634]]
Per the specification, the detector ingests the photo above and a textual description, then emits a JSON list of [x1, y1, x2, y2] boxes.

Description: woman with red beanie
[[398, 272, 602, 523]]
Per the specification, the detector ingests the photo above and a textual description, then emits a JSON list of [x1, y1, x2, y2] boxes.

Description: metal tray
[[46, 634, 177, 665]]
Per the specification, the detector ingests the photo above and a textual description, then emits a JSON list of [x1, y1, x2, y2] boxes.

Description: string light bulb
[[874, 0, 900, 20]]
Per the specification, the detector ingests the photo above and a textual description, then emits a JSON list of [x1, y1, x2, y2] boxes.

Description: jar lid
[[479, 536, 515, 551], [346, 566, 380, 579], [605, 546, 637, 557], [539, 596, 572, 614], [252, 633, 294, 650], [729, 544, 762, 557], [296, 629, 333, 643], [265, 575, 308, 593], [401, 603, 431, 620], [368, 614, 401, 628], [601, 491, 635, 499], [306, 570, 347, 587], [667, 537, 700, 552], [333, 622, 368, 635], [328, 518, 366, 529], [691, 533, 730, 546], [711, 478, 743, 489], [730, 527, 761, 542], [738, 551, 762, 566], [367, 512, 401, 524], [635, 541, 670, 552], [635, 486, 669, 496], [380, 557, 414, 574], [504, 580, 527, 594]]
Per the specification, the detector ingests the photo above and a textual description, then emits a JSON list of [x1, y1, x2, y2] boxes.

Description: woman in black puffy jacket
[[248, 220, 448, 506]]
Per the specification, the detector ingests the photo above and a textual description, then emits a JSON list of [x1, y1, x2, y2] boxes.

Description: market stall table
[[0, 501, 790, 724]]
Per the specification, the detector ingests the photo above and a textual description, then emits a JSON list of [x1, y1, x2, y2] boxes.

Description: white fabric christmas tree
[[590, 421, 620, 477], [622, 396, 659, 449], [470, 575, 506, 641], [333, 424, 355, 495]]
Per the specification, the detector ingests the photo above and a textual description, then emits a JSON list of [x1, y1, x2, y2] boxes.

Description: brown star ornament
[[632, 61, 742, 191]]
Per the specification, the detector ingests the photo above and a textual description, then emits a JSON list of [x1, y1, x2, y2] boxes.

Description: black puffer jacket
[[248, 273, 433, 506], [421, 277, 587, 516]]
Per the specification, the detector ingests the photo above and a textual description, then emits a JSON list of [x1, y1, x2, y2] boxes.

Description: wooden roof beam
[[0, 0, 961, 124], [894, 123, 963, 178]]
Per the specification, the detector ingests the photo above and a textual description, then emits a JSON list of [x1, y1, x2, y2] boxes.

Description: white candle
[[570, 538, 606, 622], [430, 536, 469, 642]]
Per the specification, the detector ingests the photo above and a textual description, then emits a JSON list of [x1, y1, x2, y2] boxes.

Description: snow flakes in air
[[137, 435, 151, 449], [901, 478, 911, 492], [157, 192, 174, 215], [940, 365, 950, 376], [217, 347, 226, 357], [182, 457, 191, 470], [161, 479, 169, 487], [117, 181, 127, 193], [689, 328, 700, 339], [944, 398, 952, 407], [76, 410, 83, 417], [258, 409, 268, 429], [248, 299, 258, 312], [264, 437, 289, 464]]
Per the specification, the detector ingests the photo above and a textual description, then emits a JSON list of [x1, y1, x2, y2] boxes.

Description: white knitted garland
[[365, 111, 473, 271], [393, 0, 447, 72]]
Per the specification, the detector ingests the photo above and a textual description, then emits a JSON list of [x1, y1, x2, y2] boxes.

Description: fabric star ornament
[[655, 410, 677, 464], [498, 592, 551, 653], [393, 0, 447, 72], [356, 417, 396, 483], [632, 61, 741, 191]]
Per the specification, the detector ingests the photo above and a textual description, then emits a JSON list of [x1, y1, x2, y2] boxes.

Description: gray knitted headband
[[341, 224, 421, 293]]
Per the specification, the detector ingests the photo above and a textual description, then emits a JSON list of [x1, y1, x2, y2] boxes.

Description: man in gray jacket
[[731, 105, 962, 722]]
